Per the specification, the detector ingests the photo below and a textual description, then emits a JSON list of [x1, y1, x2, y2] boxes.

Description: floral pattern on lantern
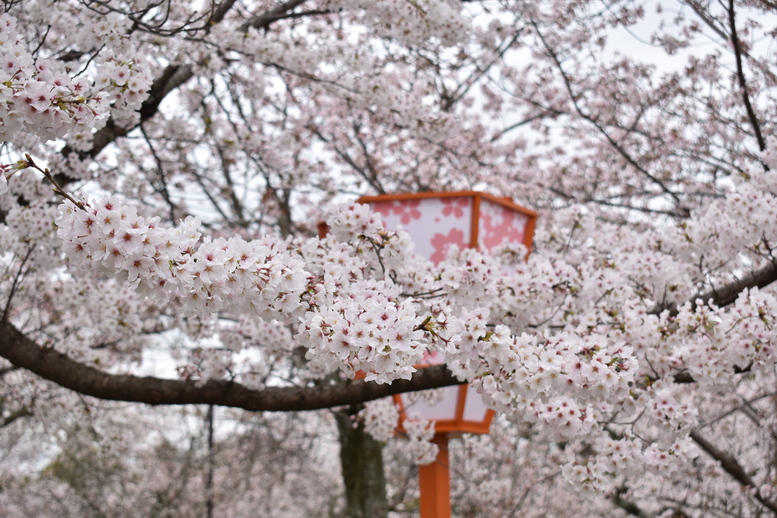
[[479, 197, 530, 250]]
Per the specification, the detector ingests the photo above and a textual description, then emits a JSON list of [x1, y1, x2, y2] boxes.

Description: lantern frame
[[392, 384, 494, 438]]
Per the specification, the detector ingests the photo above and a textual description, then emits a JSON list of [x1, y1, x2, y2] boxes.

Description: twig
[[23, 154, 87, 212], [690, 429, 777, 513]]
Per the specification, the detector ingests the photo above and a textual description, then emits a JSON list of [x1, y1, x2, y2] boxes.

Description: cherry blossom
[[4, 0, 777, 516]]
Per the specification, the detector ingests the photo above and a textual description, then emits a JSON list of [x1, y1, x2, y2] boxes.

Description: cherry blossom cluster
[[88, 53, 153, 133], [360, 398, 400, 441], [0, 13, 151, 148], [297, 280, 426, 383], [562, 436, 698, 493], [50, 190, 686, 426], [41, 277, 151, 362], [445, 313, 638, 438], [296, 205, 430, 383], [401, 419, 438, 465], [0, 200, 66, 275], [643, 160, 777, 286], [55, 198, 433, 384], [52, 177, 777, 474], [364, 396, 438, 465], [217, 317, 301, 387], [641, 289, 777, 388], [562, 437, 698, 491], [4, 201, 58, 244], [435, 248, 503, 312], [55, 197, 309, 321], [220, 316, 295, 356], [0, 14, 103, 142]]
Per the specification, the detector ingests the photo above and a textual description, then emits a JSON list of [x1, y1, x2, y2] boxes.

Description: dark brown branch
[[238, 0, 310, 32], [1, 405, 32, 429], [64, 0, 312, 162], [0, 320, 460, 412], [37, 0, 324, 225], [728, 0, 768, 157], [690, 430, 777, 513], [63, 63, 196, 163], [672, 363, 750, 384], [611, 486, 653, 518], [8, 259, 775, 405], [650, 261, 777, 384], [699, 261, 777, 308], [63, 0, 240, 161], [655, 260, 777, 317]]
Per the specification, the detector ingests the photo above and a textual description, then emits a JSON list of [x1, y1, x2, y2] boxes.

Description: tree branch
[[238, 0, 310, 32], [611, 486, 653, 518], [4, 259, 777, 408], [728, 0, 768, 157], [63, 0, 314, 162], [0, 320, 460, 412], [699, 261, 777, 308], [690, 429, 777, 513], [655, 260, 777, 317], [1, 405, 32, 429]]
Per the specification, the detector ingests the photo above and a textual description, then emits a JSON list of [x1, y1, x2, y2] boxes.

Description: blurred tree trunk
[[335, 404, 389, 518]]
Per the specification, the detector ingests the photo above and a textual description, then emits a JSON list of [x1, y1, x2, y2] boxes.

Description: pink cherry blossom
[[4, 1, 777, 514]]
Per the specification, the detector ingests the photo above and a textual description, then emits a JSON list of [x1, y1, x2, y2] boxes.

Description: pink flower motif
[[441, 197, 468, 219], [371, 201, 393, 217], [480, 208, 526, 250], [430, 228, 467, 264], [390, 199, 422, 224]]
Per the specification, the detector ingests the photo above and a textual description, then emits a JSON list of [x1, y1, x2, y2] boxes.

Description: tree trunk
[[335, 404, 389, 518]]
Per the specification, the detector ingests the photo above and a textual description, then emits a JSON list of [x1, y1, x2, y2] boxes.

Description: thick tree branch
[[4, 259, 777, 408], [238, 0, 310, 32], [690, 429, 777, 514], [650, 260, 777, 383], [0, 320, 460, 412], [699, 261, 777, 308], [655, 260, 777, 318]]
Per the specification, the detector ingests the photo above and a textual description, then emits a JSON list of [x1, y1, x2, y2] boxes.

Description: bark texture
[[335, 405, 389, 518], [0, 320, 459, 412]]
